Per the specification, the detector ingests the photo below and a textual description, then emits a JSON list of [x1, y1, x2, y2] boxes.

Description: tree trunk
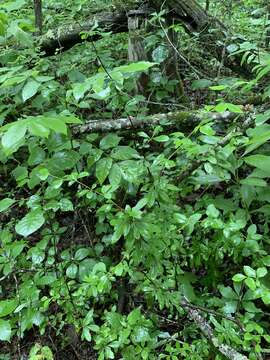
[[128, 9, 150, 95], [34, 0, 43, 35]]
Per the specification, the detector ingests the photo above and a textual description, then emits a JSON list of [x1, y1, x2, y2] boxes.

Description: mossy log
[[72, 111, 240, 134]]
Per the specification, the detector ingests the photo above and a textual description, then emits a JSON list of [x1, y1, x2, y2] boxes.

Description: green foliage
[[1, 0, 270, 359]]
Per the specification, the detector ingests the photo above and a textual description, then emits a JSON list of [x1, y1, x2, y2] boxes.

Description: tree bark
[[128, 9, 150, 95], [40, 10, 129, 55], [72, 111, 240, 134], [34, 0, 43, 35]]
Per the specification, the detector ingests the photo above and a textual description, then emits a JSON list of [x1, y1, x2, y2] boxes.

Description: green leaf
[[66, 264, 78, 279], [240, 177, 267, 187], [244, 266, 256, 278], [15, 210, 45, 237], [1, 121, 27, 155], [191, 79, 212, 90], [22, 79, 40, 102], [96, 158, 112, 185], [41, 117, 67, 135], [244, 155, 270, 171], [59, 198, 74, 212], [262, 256, 270, 266], [100, 134, 121, 150], [0, 319, 11, 341], [152, 46, 169, 63], [257, 267, 267, 278], [0, 299, 17, 317], [232, 273, 246, 282], [262, 292, 270, 305], [219, 286, 238, 300], [244, 278, 256, 291], [36, 167, 49, 180], [209, 85, 228, 91], [28, 119, 50, 138], [109, 163, 122, 187], [115, 61, 156, 74], [153, 135, 170, 142], [75, 248, 91, 261], [111, 146, 139, 160], [0, 198, 15, 213], [206, 204, 220, 218]]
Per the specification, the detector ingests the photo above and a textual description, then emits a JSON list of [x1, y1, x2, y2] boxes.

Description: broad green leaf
[[111, 146, 139, 160], [257, 267, 267, 278], [41, 117, 67, 135], [36, 168, 49, 180], [262, 292, 270, 305], [0, 299, 17, 317], [0, 319, 11, 341], [245, 277, 256, 291], [75, 248, 91, 261], [244, 155, 270, 171], [240, 177, 267, 187], [210, 85, 228, 91], [96, 158, 112, 184], [87, 148, 103, 167], [226, 103, 243, 113], [115, 61, 156, 74], [22, 79, 40, 102], [244, 266, 256, 278], [109, 163, 122, 187], [1, 121, 27, 155], [152, 46, 169, 63], [28, 119, 50, 138], [59, 198, 74, 212], [72, 81, 92, 100], [154, 135, 170, 142], [244, 125, 270, 154], [263, 256, 270, 266], [219, 286, 238, 299], [100, 134, 121, 150], [191, 79, 212, 90], [206, 204, 220, 218], [15, 210, 45, 237], [66, 264, 78, 279], [232, 273, 246, 282], [0, 198, 15, 213]]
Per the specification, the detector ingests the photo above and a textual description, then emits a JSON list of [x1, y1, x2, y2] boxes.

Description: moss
[[167, 111, 192, 123]]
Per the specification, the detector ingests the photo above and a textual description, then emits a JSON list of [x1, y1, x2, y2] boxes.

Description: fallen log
[[72, 110, 241, 134], [38, 1, 255, 77], [39, 10, 129, 55]]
